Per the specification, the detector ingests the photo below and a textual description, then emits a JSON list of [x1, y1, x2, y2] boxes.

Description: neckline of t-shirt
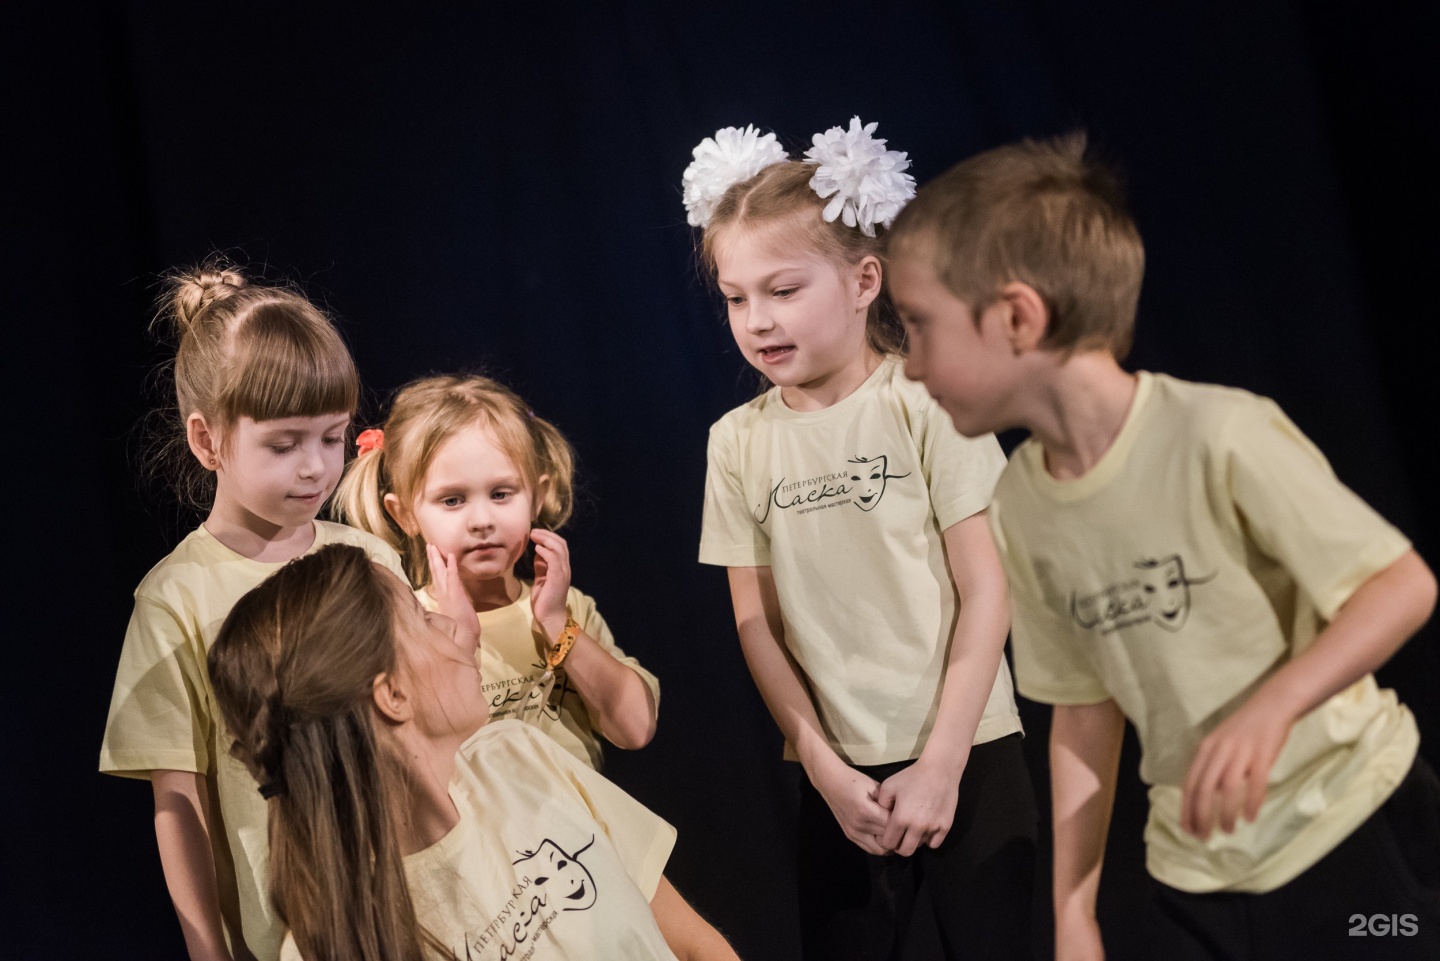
[[763, 355, 897, 423], [1019, 371, 1155, 502], [194, 520, 325, 567], [404, 792, 476, 872], [418, 581, 533, 626]]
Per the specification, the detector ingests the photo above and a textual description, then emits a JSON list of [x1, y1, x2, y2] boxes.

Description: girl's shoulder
[[132, 525, 235, 600], [315, 520, 407, 576]]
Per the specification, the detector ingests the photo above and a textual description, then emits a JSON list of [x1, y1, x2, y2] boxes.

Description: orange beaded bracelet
[[545, 617, 581, 671]]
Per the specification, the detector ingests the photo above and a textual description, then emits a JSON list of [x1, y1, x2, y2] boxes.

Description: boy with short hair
[[885, 133, 1440, 959]]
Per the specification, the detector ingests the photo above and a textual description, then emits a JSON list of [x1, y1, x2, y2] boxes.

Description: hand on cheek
[[529, 529, 573, 636]]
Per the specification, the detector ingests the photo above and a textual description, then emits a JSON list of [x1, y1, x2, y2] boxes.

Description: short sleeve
[[527, 727, 676, 900], [1224, 400, 1411, 620], [99, 595, 212, 778], [570, 588, 661, 712], [917, 397, 1008, 530], [699, 419, 771, 567], [989, 502, 1111, 705]]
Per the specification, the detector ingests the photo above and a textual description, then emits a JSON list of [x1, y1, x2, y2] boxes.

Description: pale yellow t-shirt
[[419, 582, 660, 770], [991, 372, 1417, 893], [99, 521, 407, 961], [699, 356, 1021, 766], [279, 720, 678, 961]]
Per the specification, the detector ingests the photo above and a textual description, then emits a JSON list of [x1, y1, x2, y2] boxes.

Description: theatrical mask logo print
[[512, 836, 598, 911], [1070, 554, 1215, 634], [755, 452, 911, 522], [848, 454, 909, 512]]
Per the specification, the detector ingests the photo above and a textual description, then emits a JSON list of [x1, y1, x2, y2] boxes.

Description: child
[[335, 373, 658, 770], [99, 262, 408, 961], [886, 133, 1440, 959], [207, 543, 737, 961], [687, 119, 1037, 960]]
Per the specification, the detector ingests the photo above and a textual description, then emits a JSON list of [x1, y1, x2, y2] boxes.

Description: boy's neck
[[1023, 352, 1139, 481], [779, 348, 884, 413]]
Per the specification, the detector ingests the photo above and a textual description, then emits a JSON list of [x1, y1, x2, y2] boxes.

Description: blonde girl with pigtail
[[99, 261, 407, 961], [335, 373, 658, 769], [688, 121, 1037, 960]]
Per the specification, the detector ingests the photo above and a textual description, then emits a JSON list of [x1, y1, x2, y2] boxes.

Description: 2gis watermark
[[1348, 913, 1419, 937]]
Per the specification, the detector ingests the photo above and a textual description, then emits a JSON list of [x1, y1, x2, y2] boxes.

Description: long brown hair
[[208, 545, 428, 961]]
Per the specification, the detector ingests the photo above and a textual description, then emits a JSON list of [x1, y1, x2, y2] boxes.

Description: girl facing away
[[99, 262, 408, 961], [686, 121, 1038, 960], [335, 373, 658, 770], [207, 543, 737, 961]]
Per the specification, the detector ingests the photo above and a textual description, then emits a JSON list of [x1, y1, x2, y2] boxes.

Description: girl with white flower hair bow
[[689, 120, 1038, 961]]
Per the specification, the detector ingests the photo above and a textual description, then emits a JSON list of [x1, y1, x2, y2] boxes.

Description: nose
[[297, 442, 324, 479], [903, 351, 924, 382], [465, 500, 494, 533], [745, 301, 774, 334]]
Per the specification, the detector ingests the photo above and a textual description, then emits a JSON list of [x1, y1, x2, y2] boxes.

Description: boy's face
[[890, 249, 1015, 437]]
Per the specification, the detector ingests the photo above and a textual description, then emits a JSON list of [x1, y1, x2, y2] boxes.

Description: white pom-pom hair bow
[[804, 117, 916, 237], [681, 125, 790, 228]]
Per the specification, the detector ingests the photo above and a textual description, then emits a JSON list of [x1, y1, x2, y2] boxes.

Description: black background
[[7, 2, 1439, 959]]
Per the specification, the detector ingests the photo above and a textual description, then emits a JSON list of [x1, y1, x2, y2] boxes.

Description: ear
[[186, 412, 222, 471], [532, 473, 551, 523], [852, 256, 883, 312], [997, 282, 1050, 354], [371, 671, 413, 724], [383, 493, 419, 537]]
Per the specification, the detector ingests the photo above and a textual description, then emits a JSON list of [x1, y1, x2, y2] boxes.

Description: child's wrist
[[539, 614, 570, 643]]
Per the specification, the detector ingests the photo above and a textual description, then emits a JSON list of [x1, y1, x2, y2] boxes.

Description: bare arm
[[153, 769, 232, 961], [1051, 700, 1125, 961], [727, 566, 891, 854], [529, 529, 658, 749], [551, 628, 658, 749], [1183, 548, 1436, 837], [651, 874, 741, 961], [876, 512, 1012, 855]]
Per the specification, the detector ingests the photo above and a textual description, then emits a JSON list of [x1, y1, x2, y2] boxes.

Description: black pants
[[796, 733, 1038, 961], [1147, 755, 1440, 961]]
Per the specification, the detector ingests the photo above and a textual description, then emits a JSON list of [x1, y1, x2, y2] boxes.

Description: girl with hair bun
[[335, 373, 658, 770], [99, 260, 406, 961], [687, 121, 1037, 959], [206, 543, 735, 961]]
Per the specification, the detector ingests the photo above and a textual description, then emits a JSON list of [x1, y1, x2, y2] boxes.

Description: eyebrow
[[716, 265, 812, 289], [258, 417, 350, 438]]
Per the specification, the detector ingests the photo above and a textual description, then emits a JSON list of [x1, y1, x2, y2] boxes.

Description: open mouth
[[758, 345, 795, 364]]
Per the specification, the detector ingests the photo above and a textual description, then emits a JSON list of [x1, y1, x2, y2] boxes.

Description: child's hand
[[529, 529, 572, 640], [874, 756, 960, 856], [809, 755, 893, 856], [427, 543, 480, 645], [1180, 690, 1296, 838]]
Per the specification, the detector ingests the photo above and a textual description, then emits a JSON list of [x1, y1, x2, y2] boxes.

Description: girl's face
[[406, 423, 537, 599], [213, 413, 350, 533], [383, 570, 487, 742], [714, 224, 878, 398]]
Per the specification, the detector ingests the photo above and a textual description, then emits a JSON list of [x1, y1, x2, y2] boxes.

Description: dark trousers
[[796, 733, 1038, 961], [1146, 755, 1440, 961]]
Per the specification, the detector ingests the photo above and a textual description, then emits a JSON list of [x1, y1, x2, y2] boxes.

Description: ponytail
[[209, 546, 426, 961]]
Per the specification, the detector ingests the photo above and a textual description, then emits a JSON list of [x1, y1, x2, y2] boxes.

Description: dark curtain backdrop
[[8, 2, 1438, 959]]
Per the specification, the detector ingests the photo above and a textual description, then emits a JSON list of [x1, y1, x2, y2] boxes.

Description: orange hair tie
[[355, 428, 385, 457]]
